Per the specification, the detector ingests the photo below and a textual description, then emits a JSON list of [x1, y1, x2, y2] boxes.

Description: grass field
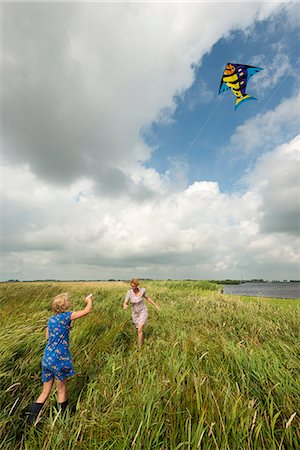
[[0, 281, 299, 449]]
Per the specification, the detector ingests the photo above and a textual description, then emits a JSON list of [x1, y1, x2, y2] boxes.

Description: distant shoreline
[[2, 278, 299, 284], [222, 281, 300, 299]]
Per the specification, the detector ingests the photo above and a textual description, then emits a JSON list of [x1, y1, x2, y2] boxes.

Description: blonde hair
[[130, 278, 140, 286], [52, 293, 70, 313]]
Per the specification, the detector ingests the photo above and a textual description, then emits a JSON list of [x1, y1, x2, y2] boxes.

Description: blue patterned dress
[[42, 311, 75, 382]]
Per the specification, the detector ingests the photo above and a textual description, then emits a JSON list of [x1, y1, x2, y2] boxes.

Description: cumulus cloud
[[252, 43, 294, 93], [2, 1, 282, 195], [246, 135, 300, 236], [226, 92, 300, 155], [1, 136, 299, 281]]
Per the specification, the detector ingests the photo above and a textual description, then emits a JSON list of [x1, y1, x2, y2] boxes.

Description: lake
[[222, 282, 300, 299]]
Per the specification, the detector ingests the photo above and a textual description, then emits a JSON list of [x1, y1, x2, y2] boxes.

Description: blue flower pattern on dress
[[42, 311, 75, 381]]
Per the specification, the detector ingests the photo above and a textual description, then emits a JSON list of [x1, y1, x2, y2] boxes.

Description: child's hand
[[85, 294, 93, 303], [123, 303, 128, 309]]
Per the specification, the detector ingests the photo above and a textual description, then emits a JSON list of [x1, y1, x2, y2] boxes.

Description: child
[[26, 292, 93, 424], [123, 278, 160, 351]]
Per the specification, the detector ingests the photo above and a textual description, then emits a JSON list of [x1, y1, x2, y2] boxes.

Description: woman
[[123, 278, 160, 351]]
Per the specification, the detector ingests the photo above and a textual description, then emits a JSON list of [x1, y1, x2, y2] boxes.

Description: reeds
[[0, 281, 299, 449]]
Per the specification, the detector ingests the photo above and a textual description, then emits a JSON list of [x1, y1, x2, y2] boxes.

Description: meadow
[[0, 280, 299, 449]]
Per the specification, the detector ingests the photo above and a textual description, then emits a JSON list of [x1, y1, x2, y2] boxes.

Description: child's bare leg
[[36, 379, 54, 403], [27, 379, 53, 424], [137, 324, 144, 351], [55, 379, 67, 403]]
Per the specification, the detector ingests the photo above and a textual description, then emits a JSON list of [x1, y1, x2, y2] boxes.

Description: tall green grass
[[0, 281, 299, 449]]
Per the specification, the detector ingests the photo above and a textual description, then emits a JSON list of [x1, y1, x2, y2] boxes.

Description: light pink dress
[[125, 288, 148, 327]]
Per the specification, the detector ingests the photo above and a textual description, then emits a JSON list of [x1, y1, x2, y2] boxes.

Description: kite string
[[110, 74, 290, 283], [183, 97, 221, 157], [97, 73, 282, 281], [184, 69, 287, 157], [99, 98, 223, 280]]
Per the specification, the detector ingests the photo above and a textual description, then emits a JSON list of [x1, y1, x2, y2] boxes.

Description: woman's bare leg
[[137, 324, 144, 351]]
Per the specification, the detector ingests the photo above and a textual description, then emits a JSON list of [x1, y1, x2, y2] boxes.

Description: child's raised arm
[[70, 294, 93, 321]]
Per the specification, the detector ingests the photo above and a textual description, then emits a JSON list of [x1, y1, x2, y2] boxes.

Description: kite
[[218, 63, 263, 110]]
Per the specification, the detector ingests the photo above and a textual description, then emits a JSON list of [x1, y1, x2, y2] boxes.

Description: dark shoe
[[58, 400, 68, 413], [26, 402, 44, 425]]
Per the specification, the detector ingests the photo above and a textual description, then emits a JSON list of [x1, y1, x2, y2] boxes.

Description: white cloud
[[1, 136, 299, 281], [226, 92, 300, 155], [2, 1, 283, 194], [252, 43, 293, 93], [246, 135, 300, 236]]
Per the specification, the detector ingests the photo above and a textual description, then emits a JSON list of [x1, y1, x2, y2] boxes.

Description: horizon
[[2, 278, 300, 283]]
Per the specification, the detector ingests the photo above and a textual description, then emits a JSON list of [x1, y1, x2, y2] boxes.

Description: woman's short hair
[[130, 278, 140, 285], [52, 293, 70, 313]]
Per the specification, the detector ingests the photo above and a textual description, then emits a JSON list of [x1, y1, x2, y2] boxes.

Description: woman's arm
[[145, 295, 160, 311], [45, 327, 49, 341], [123, 292, 130, 309], [70, 294, 93, 321]]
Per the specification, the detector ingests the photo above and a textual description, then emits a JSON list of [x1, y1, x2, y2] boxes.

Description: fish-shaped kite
[[218, 63, 263, 110]]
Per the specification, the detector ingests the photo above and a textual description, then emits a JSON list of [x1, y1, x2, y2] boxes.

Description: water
[[222, 282, 300, 299]]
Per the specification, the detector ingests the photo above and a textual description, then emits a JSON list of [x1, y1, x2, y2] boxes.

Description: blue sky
[[147, 9, 299, 193], [1, 2, 299, 281]]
